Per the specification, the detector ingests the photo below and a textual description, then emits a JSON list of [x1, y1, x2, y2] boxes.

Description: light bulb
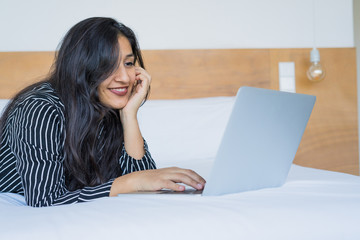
[[307, 48, 325, 82]]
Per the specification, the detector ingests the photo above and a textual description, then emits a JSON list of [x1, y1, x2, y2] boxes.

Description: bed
[[0, 48, 360, 239]]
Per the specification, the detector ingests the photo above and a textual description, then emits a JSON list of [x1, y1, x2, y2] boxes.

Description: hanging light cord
[[312, 0, 317, 50]]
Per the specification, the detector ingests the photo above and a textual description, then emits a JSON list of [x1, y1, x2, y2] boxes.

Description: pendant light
[[307, 0, 326, 82]]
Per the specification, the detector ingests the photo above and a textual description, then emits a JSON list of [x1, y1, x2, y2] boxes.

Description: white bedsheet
[[1, 160, 360, 240]]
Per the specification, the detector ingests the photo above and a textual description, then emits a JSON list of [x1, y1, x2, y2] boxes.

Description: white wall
[[0, 0, 354, 51]]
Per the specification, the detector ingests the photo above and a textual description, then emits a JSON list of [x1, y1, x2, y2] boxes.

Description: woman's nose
[[114, 66, 130, 83]]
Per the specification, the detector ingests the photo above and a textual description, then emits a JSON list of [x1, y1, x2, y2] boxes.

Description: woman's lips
[[109, 87, 128, 96]]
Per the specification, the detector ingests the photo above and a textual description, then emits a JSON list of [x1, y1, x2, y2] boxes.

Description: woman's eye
[[125, 62, 134, 67]]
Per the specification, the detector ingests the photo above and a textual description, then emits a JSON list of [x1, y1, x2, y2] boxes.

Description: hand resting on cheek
[[120, 66, 151, 117]]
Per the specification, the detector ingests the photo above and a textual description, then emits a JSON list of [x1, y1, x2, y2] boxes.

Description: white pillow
[[0, 97, 235, 166], [138, 96, 235, 166], [0, 99, 10, 117]]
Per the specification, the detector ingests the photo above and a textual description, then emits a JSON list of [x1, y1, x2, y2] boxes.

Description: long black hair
[[0, 17, 146, 190]]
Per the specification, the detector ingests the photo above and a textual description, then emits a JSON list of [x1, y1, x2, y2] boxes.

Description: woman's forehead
[[118, 36, 133, 57]]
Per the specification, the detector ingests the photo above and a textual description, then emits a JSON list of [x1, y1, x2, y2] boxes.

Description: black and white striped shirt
[[0, 83, 156, 207]]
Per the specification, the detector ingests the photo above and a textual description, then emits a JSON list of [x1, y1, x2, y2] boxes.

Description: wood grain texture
[[142, 49, 271, 99], [0, 52, 54, 98], [0, 48, 358, 175]]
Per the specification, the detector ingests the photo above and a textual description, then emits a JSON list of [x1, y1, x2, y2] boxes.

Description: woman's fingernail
[[197, 184, 203, 189], [179, 185, 185, 191]]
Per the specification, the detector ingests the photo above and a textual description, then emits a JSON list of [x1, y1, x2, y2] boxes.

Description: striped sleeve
[[119, 140, 156, 176], [9, 98, 113, 207]]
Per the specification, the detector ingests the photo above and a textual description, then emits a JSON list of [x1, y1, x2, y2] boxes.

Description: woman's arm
[[119, 67, 151, 159], [119, 113, 144, 159]]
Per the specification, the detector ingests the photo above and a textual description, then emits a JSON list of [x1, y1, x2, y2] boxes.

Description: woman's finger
[[159, 167, 205, 190], [169, 172, 204, 190], [167, 167, 206, 185], [178, 168, 206, 185], [162, 180, 186, 191], [133, 67, 151, 95], [135, 67, 151, 84]]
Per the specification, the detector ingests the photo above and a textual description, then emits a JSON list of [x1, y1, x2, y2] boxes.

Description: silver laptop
[[202, 86, 315, 196], [127, 86, 316, 196]]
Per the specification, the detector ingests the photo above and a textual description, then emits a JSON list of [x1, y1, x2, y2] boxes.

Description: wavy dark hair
[[0, 17, 146, 191]]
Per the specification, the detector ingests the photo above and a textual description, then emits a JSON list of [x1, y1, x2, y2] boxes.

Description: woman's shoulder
[[11, 82, 65, 119], [20, 82, 62, 104]]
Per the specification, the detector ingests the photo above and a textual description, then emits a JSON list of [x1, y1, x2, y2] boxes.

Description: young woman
[[0, 17, 205, 207]]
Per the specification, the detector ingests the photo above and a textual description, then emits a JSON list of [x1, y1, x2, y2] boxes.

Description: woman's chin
[[113, 101, 128, 110], [100, 101, 127, 110]]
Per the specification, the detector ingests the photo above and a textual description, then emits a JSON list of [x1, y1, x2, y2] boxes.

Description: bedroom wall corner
[[354, 0, 360, 175]]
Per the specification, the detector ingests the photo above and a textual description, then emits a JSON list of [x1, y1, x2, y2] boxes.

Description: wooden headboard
[[0, 48, 358, 175]]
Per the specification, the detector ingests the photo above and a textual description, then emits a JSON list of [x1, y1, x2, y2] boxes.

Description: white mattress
[[1, 160, 360, 240]]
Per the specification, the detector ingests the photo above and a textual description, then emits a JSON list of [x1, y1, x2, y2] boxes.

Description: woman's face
[[98, 36, 136, 109]]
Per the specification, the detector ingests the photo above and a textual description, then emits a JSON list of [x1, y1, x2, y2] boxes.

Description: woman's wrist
[[119, 108, 137, 123], [109, 174, 136, 196]]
